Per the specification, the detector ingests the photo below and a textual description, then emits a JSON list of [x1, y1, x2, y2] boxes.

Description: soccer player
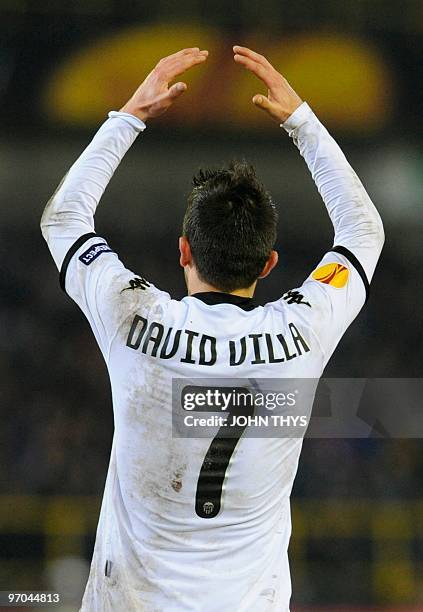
[[41, 46, 384, 611]]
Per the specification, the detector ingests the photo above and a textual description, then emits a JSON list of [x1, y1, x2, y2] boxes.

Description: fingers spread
[[164, 50, 208, 79], [162, 48, 207, 67], [233, 45, 271, 68], [234, 53, 273, 87], [163, 47, 200, 62]]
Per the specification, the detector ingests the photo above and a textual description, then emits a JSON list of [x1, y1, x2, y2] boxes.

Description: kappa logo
[[283, 290, 311, 307], [79, 242, 113, 265], [121, 276, 150, 293], [312, 262, 349, 288]]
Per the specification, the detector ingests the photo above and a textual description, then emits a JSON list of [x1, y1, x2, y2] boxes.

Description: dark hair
[[183, 160, 277, 292]]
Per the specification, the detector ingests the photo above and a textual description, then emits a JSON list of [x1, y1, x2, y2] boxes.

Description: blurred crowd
[[0, 222, 421, 500]]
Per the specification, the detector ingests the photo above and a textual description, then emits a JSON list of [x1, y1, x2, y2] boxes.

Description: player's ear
[[258, 250, 278, 279], [179, 236, 193, 268]]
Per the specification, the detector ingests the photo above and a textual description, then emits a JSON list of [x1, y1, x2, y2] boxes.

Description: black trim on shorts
[[331, 244, 370, 303], [59, 232, 97, 292]]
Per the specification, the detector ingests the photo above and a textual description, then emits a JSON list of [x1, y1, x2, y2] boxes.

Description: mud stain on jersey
[[170, 464, 187, 492], [119, 354, 191, 515]]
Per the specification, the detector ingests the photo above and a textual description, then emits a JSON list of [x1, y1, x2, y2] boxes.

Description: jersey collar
[[190, 292, 256, 311]]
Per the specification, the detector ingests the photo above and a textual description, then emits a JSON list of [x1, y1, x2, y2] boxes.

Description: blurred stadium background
[[0, 1, 422, 610]]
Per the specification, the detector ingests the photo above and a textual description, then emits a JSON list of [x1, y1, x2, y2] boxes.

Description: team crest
[[312, 263, 349, 288], [203, 501, 214, 515]]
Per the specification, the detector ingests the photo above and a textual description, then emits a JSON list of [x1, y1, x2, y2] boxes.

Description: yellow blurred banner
[[43, 24, 393, 133], [0, 496, 421, 604]]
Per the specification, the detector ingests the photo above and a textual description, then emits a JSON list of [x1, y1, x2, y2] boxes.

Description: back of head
[[183, 161, 278, 292]]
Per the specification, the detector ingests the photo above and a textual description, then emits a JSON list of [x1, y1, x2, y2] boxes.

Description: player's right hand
[[233, 45, 303, 124], [120, 48, 208, 122]]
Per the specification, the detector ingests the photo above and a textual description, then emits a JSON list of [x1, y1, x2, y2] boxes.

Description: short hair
[[183, 160, 277, 292]]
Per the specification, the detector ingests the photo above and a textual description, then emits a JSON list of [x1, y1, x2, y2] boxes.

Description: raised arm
[[40, 48, 208, 357], [233, 45, 384, 283], [41, 47, 209, 271]]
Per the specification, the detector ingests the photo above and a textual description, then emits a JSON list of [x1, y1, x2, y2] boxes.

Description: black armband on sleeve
[[59, 232, 97, 292], [331, 245, 370, 303]]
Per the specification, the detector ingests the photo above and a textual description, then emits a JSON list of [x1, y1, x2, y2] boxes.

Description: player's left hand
[[120, 47, 208, 122], [233, 45, 303, 124]]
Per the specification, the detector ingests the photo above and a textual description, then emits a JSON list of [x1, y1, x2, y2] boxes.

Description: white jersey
[[41, 103, 384, 611]]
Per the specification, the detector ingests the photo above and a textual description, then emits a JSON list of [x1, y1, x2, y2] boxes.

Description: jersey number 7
[[195, 398, 254, 519]]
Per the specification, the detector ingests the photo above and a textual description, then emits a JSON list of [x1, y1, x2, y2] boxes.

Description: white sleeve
[[276, 103, 384, 362], [41, 112, 168, 360]]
